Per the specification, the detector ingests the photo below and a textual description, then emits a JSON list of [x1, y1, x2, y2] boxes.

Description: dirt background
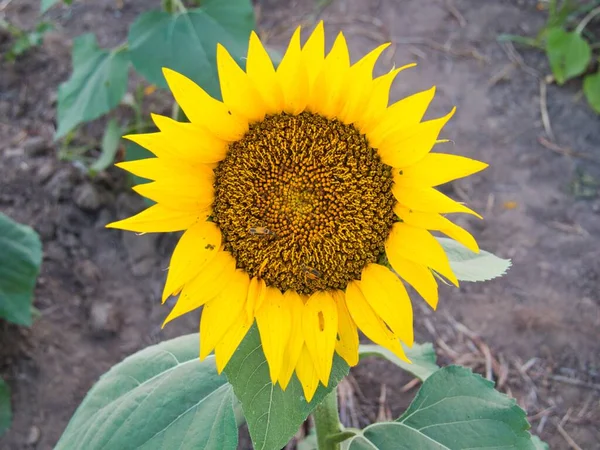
[[1, 0, 599, 449]]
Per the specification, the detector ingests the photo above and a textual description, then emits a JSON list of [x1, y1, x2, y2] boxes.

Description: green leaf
[[545, 27, 591, 84], [40, 0, 60, 14], [347, 366, 536, 450], [127, 0, 255, 98], [359, 343, 439, 381], [56, 34, 130, 138], [532, 435, 549, 450], [584, 70, 600, 114], [90, 119, 122, 174], [437, 237, 511, 282], [55, 334, 238, 450], [0, 378, 11, 437], [0, 213, 42, 326], [224, 325, 349, 450]]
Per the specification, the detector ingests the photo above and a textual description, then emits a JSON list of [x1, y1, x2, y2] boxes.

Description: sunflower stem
[[313, 389, 342, 450]]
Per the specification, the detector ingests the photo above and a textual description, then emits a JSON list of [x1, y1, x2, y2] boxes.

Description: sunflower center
[[212, 112, 396, 294]]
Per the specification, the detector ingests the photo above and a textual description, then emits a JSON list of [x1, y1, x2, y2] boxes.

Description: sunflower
[[107, 22, 487, 402]]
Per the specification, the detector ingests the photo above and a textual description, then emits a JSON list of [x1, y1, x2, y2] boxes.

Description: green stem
[[575, 5, 600, 34], [313, 390, 342, 450]]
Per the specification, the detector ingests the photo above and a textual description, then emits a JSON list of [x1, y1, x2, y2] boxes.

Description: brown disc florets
[[212, 112, 396, 294]]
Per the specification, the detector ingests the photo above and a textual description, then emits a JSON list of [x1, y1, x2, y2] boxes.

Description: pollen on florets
[[212, 112, 396, 294]]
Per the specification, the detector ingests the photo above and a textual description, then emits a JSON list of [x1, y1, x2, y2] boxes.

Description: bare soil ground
[[1, 0, 599, 449]]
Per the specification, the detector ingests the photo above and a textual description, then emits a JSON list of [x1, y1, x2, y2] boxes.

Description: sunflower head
[[108, 22, 487, 402]]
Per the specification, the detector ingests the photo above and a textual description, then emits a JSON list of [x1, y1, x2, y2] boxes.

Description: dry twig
[[539, 79, 555, 141]]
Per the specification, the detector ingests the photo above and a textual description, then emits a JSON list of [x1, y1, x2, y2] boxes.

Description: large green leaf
[[56, 34, 130, 138], [545, 27, 591, 84], [0, 378, 11, 437], [359, 342, 439, 381], [347, 366, 535, 450], [0, 213, 42, 326], [224, 325, 349, 450], [437, 237, 511, 282], [55, 334, 238, 450], [584, 70, 600, 114], [128, 0, 255, 98]]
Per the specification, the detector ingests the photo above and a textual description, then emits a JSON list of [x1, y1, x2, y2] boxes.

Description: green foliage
[[498, 1, 600, 113], [89, 119, 123, 174], [347, 366, 536, 450], [0, 19, 53, 62], [224, 325, 349, 450], [55, 334, 238, 450], [40, 0, 72, 14], [546, 27, 591, 84], [583, 69, 600, 113], [0, 213, 42, 326], [128, 0, 255, 98], [0, 378, 11, 437], [437, 238, 511, 282], [359, 343, 439, 381], [56, 34, 130, 138], [532, 435, 550, 450]]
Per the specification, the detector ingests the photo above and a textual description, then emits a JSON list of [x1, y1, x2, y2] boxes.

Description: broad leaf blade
[[55, 334, 238, 450], [90, 118, 122, 174], [437, 237, 511, 282], [128, 0, 254, 98], [56, 34, 129, 138], [0, 378, 11, 436], [0, 213, 42, 326], [224, 325, 349, 450], [348, 366, 536, 449], [359, 343, 439, 381], [545, 27, 591, 84], [584, 70, 600, 114]]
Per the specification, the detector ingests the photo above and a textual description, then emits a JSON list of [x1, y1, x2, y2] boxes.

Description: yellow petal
[[161, 67, 248, 141], [302, 291, 338, 385], [338, 43, 390, 125], [199, 270, 250, 359], [345, 281, 409, 362], [115, 157, 212, 181], [356, 63, 416, 133], [387, 222, 458, 286], [394, 205, 479, 253], [393, 185, 482, 219], [295, 345, 320, 402], [332, 290, 359, 367], [395, 153, 488, 187], [132, 174, 214, 212], [217, 43, 266, 123], [148, 114, 229, 163], [106, 203, 206, 233], [385, 245, 438, 309], [161, 221, 222, 301], [278, 290, 305, 390], [359, 264, 413, 346], [378, 108, 456, 167], [308, 32, 350, 118], [302, 21, 325, 87], [246, 277, 267, 321], [367, 86, 436, 148], [277, 27, 309, 114], [163, 251, 236, 325], [215, 309, 253, 374], [256, 287, 292, 383], [247, 31, 284, 114]]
